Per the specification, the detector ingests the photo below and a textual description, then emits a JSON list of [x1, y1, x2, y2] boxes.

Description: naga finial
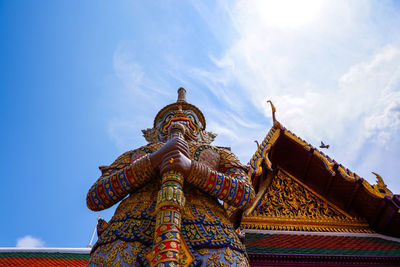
[[254, 140, 260, 150], [177, 87, 187, 103], [267, 100, 281, 128], [372, 172, 392, 196]]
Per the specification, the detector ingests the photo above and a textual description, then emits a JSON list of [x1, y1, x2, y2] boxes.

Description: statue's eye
[[165, 114, 173, 121], [187, 114, 195, 122]]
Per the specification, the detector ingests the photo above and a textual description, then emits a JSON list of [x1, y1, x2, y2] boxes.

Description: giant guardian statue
[[87, 88, 255, 267]]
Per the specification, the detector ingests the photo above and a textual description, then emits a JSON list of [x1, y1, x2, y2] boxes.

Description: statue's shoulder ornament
[[192, 143, 219, 159], [98, 150, 134, 175], [146, 142, 164, 152], [99, 144, 162, 175], [189, 143, 221, 170]]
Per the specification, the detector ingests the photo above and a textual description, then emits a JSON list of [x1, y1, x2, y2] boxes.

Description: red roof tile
[[0, 258, 88, 266], [0, 248, 90, 266], [247, 234, 400, 250], [245, 233, 400, 256]]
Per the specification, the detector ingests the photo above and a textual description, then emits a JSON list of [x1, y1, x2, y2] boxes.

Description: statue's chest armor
[[190, 144, 220, 170]]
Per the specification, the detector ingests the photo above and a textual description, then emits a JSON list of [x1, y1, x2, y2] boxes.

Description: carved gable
[[242, 168, 372, 233]]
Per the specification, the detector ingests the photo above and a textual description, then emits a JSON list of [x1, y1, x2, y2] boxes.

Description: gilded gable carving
[[242, 169, 372, 233], [253, 170, 345, 219]]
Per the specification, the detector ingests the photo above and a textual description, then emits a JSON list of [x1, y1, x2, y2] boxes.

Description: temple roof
[[0, 248, 90, 267], [244, 123, 400, 237], [244, 231, 400, 266], [245, 231, 400, 255]]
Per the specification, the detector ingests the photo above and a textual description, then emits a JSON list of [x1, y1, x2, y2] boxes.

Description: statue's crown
[[153, 88, 206, 130]]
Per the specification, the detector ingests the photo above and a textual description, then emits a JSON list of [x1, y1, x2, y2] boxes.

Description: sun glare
[[255, 0, 322, 29]]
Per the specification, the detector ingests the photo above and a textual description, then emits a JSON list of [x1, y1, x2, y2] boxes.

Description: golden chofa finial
[[372, 172, 393, 196], [177, 87, 187, 103], [267, 100, 282, 128]]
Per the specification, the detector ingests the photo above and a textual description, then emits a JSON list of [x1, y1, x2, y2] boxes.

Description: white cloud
[[365, 96, 400, 145], [108, 45, 173, 152], [107, 0, 400, 192], [16, 235, 44, 248], [341, 45, 400, 146], [112, 44, 170, 100], [187, 0, 400, 188]]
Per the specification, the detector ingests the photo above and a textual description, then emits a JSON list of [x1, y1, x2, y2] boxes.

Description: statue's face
[[155, 108, 202, 142]]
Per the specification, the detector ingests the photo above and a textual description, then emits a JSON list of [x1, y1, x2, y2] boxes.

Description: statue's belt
[[94, 211, 246, 253]]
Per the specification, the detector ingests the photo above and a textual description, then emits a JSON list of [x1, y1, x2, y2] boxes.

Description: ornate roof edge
[[241, 215, 372, 233], [249, 122, 395, 200], [249, 124, 281, 176]]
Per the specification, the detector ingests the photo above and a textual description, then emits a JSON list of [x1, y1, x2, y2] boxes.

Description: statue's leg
[[88, 240, 147, 267], [196, 247, 250, 267]]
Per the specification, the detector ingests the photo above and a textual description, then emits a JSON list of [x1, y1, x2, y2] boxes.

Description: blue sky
[[1, 0, 400, 248]]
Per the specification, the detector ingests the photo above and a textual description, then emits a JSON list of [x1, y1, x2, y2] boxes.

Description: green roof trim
[[353, 236, 400, 247], [244, 233, 273, 243]]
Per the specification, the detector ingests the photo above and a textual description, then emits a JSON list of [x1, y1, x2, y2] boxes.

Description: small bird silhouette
[[320, 141, 329, 149]]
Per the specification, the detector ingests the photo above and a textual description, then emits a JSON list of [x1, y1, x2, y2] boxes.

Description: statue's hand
[[159, 150, 192, 178], [149, 137, 190, 171]]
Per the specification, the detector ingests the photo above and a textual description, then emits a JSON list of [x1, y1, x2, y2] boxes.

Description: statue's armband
[[86, 153, 156, 211], [186, 149, 255, 209]]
